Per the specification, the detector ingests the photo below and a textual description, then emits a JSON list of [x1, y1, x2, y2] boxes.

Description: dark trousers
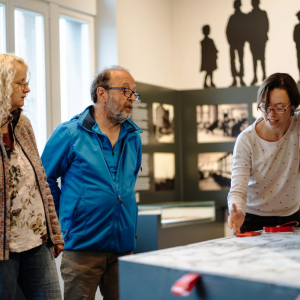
[[241, 209, 300, 232], [0, 243, 61, 300]]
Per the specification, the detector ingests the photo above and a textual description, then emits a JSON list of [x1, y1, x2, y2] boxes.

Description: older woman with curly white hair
[[0, 53, 64, 300]]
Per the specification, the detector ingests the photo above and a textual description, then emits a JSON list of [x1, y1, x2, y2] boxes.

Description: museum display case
[[138, 201, 215, 228], [135, 201, 224, 253]]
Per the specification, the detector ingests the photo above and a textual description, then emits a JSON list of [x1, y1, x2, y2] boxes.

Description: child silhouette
[[200, 25, 218, 88]]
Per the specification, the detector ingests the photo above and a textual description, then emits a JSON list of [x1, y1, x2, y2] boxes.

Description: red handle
[[170, 273, 201, 297]]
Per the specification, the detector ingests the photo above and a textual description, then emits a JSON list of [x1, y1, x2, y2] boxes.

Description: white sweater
[[228, 112, 300, 217]]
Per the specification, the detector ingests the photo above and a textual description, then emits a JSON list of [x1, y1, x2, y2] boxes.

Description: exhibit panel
[[133, 82, 259, 207], [120, 230, 300, 300], [133, 83, 182, 204], [135, 201, 224, 253], [180, 86, 258, 206]]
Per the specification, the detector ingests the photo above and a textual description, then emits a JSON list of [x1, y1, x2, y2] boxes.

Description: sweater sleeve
[[21, 116, 64, 245], [227, 132, 252, 216]]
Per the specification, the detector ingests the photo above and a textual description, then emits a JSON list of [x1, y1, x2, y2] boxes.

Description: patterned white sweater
[[228, 112, 300, 217]]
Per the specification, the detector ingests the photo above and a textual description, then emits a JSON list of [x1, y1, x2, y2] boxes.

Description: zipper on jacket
[[118, 195, 123, 206], [64, 228, 70, 241]]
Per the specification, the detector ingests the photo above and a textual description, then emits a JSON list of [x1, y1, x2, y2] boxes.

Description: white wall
[[116, 0, 174, 89], [172, 0, 300, 90], [114, 0, 300, 90], [96, 0, 119, 72]]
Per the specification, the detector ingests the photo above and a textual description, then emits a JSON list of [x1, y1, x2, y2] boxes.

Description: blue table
[[119, 230, 300, 300]]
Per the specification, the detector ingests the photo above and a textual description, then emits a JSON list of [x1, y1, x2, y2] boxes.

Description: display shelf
[[138, 201, 215, 228]]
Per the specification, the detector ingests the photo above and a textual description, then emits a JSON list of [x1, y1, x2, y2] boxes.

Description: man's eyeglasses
[[258, 102, 291, 114], [103, 87, 140, 101], [13, 81, 30, 91]]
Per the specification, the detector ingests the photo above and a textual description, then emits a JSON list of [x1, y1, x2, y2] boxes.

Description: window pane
[[60, 16, 91, 122], [0, 4, 6, 52], [14, 8, 46, 154]]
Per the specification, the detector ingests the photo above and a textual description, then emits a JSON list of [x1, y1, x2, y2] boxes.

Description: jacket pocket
[[65, 197, 87, 240]]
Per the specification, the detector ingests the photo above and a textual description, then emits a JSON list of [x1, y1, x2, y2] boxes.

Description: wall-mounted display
[[131, 102, 149, 145], [196, 103, 248, 143], [154, 152, 175, 191], [152, 102, 174, 143], [198, 152, 232, 191]]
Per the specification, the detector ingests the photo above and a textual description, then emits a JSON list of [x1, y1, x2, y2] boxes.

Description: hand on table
[[228, 203, 245, 234], [52, 244, 64, 258]]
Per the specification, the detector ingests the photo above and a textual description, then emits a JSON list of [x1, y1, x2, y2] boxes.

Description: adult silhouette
[[247, 0, 269, 85], [294, 11, 300, 84], [226, 0, 247, 87], [200, 25, 218, 88]]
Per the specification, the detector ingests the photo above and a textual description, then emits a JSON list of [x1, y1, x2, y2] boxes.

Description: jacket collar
[[75, 105, 142, 133]]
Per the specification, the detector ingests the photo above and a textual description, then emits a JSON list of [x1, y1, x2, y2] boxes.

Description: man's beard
[[105, 97, 132, 124]]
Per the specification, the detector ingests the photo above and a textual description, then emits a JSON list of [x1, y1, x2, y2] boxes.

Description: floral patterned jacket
[[0, 109, 64, 260]]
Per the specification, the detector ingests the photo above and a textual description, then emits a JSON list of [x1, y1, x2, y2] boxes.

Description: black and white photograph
[[153, 152, 175, 191], [152, 102, 175, 143], [252, 102, 261, 121], [198, 152, 232, 191], [196, 103, 248, 143]]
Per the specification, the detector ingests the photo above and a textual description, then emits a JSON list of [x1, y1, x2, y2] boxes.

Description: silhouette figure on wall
[[294, 11, 300, 84], [247, 0, 269, 85], [226, 0, 247, 87], [200, 25, 218, 88]]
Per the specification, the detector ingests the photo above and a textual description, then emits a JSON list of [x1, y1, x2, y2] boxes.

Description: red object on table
[[170, 273, 201, 297], [236, 231, 261, 237], [263, 221, 299, 233]]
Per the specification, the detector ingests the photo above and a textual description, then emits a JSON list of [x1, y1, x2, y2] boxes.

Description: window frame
[[58, 7, 95, 123], [0, 0, 95, 144]]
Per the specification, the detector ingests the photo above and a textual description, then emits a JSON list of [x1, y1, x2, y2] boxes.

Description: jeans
[[0, 243, 62, 300], [241, 209, 300, 232], [61, 250, 132, 300]]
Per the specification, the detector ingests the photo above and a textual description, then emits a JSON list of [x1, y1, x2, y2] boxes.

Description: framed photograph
[[198, 152, 232, 191], [252, 102, 261, 121], [153, 152, 175, 191], [152, 102, 175, 143], [196, 104, 248, 143]]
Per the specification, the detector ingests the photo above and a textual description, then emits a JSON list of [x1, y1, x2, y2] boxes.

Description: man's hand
[[228, 203, 245, 234], [52, 244, 64, 258]]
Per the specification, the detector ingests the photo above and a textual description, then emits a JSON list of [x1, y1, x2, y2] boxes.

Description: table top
[[121, 229, 300, 288]]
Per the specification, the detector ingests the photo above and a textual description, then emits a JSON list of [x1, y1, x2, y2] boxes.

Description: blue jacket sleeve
[[41, 124, 74, 216]]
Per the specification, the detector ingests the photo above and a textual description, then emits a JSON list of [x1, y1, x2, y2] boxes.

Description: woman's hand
[[52, 244, 64, 258], [228, 203, 245, 234]]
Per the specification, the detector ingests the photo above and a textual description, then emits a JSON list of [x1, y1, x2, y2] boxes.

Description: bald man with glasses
[[42, 66, 142, 300]]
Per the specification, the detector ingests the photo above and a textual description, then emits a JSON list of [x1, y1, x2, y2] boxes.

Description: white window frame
[[0, 1, 7, 53], [58, 7, 95, 123], [0, 0, 95, 142]]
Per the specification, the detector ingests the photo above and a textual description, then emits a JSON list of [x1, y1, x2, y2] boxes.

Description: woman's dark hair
[[257, 73, 300, 110]]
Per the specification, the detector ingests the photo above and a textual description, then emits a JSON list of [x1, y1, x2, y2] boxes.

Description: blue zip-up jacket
[[41, 106, 142, 253]]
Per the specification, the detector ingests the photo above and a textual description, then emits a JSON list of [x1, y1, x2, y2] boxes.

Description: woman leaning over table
[[0, 54, 64, 300], [228, 73, 300, 234]]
